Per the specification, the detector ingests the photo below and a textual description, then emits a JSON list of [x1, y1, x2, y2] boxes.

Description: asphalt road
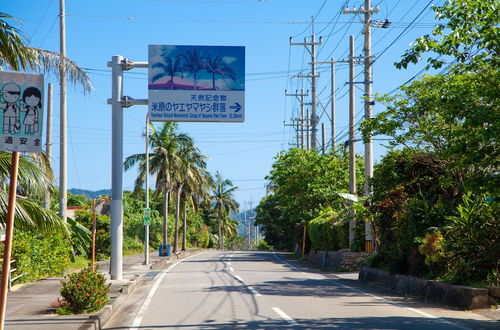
[[104, 251, 497, 329]]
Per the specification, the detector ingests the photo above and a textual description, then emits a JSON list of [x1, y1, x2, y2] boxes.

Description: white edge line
[[129, 252, 206, 330], [272, 307, 298, 326], [272, 252, 470, 330]]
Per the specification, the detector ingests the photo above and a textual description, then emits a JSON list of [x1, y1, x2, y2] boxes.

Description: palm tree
[[0, 152, 68, 235], [124, 122, 192, 247], [0, 13, 92, 92], [172, 139, 211, 252], [151, 51, 184, 90], [212, 172, 239, 250], [181, 49, 204, 90], [204, 54, 237, 90]]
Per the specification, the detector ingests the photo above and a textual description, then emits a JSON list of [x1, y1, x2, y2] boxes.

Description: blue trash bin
[[159, 244, 171, 257]]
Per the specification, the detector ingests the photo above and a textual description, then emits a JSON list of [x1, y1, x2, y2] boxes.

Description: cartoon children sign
[[0, 71, 44, 153]]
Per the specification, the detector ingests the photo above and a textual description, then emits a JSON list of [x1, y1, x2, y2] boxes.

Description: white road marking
[[272, 252, 471, 330], [272, 307, 298, 327], [129, 252, 206, 330], [229, 266, 235, 272], [228, 262, 232, 265]]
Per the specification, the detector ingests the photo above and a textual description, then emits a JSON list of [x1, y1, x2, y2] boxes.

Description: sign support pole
[[110, 55, 124, 280], [0, 151, 20, 330]]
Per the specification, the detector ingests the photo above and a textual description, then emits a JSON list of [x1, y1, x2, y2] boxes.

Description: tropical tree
[[212, 172, 239, 250], [124, 122, 192, 246], [151, 50, 184, 89], [0, 152, 68, 234], [204, 54, 236, 90], [171, 139, 209, 253], [180, 49, 204, 90], [0, 12, 92, 92]]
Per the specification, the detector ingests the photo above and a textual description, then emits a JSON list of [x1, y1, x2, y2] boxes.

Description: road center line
[[272, 252, 470, 330], [129, 252, 206, 330], [272, 307, 298, 326]]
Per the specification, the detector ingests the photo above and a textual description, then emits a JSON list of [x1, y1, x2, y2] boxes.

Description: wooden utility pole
[[0, 152, 20, 329], [91, 199, 96, 271]]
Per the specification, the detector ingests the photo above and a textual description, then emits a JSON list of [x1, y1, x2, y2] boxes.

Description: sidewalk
[[4, 249, 203, 330]]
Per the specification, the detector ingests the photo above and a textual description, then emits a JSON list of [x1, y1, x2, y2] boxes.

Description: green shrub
[[444, 192, 500, 284], [58, 267, 110, 314], [255, 239, 273, 251], [2, 230, 72, 284], [75, 210, 111, 260], [308, 208, 349, 251]]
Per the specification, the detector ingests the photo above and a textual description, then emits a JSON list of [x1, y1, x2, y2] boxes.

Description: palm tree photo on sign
[[149, 45, 245, 91], [204, 54, 237, 90]]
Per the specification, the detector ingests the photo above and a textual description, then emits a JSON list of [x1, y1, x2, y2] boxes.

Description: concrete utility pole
[[306, 109, 310, 150], [321, 123, 326, 155], [107, 56, 148, 280], [59, 0, 67, 220], [248, 200, 254, 248], [315, 58, 340, 153], [348, 35, 356, 246], [290, 20, 322, 151], [144, 111, 150, 266], [285, 89, 308, 149], [44, 83, 53, 210], [344, 0, 379, 250]]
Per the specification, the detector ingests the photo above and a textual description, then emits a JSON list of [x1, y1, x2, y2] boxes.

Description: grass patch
[[65, 255, 90, 273]]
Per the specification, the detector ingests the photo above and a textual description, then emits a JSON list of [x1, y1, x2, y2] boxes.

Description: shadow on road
[[103, 315, 499, 329]]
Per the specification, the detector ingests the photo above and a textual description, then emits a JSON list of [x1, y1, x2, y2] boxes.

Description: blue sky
[[4, 0, 444, 211]]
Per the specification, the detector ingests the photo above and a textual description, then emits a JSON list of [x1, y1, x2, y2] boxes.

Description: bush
[[2, 230, 72, 285], [444, 192, 500, 284], [58, 267, 110, 314], [255, 239, 273, 251]]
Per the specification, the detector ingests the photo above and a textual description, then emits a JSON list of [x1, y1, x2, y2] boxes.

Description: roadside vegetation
[[256, 0, 499, 287]]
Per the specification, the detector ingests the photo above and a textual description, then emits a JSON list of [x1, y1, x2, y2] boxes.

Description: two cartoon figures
[[0, 83, 41, 135]]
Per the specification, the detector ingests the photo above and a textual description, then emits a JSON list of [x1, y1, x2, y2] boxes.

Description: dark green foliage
[[444, 192, 500, 284], [75, 210, 111, 260], [370, 149, 463, 276], [255, 239, 273, 251], [256, 148, 364, 251], [58, 267, 110, 314], [308, 216, 348, 251], [4, 230, 72, 284]]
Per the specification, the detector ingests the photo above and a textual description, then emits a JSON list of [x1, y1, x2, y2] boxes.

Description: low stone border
[[358, 266, 494, 310], [305, 249, 370, 271]]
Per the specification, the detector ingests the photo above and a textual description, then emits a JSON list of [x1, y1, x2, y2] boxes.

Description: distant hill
[[69, 188, 112, 199]]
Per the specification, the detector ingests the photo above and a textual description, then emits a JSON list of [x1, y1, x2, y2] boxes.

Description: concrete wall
[[358, 266, 496, 310], [305, 249, 370, 271]]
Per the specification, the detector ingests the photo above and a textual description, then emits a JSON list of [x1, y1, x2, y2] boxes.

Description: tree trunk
[[174, 185, 182, 253], [218, 210, 224, 250], [182, 198, 187, 251], [163, 190, 170, 245]]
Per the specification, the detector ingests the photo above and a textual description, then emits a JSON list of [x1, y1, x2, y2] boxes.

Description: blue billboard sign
[[148, 45, 245, 122]]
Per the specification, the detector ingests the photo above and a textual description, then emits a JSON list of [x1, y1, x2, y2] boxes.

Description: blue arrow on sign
[[230, 102, 242, 112]]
